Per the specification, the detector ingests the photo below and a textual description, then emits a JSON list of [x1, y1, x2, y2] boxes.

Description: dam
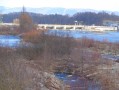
[[0, 23, 118, 31], [38, 24, 117, 31]]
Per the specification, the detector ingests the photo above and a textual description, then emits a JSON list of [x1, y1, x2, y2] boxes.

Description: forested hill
[[2, 11, 119, 25]]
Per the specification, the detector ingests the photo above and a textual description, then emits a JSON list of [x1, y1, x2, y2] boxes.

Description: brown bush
[[0, 47, 25, 90], [0, 26, 19, 35], [18, 31, 75, 60], [21, 30, 42, 43]]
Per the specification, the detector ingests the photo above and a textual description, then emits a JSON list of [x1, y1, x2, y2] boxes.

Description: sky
[[0, 0, 119, 11]]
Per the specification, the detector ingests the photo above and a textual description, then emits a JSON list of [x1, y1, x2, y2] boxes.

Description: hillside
[[0, 6, 119, 16]]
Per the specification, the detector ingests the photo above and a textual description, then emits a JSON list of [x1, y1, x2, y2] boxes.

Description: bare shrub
[[19, 31, 75, 60], [97, 73, 118, 90], [21, 30, 42, 43], [0, 47, 25, 90], [0, 26, 19, 35]]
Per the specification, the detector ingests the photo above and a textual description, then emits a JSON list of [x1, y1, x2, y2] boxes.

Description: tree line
[[2, 11, 119, 25]]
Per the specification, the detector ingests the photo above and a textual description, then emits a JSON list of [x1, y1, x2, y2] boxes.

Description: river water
[[0, 30, 119, 47], [0, 35, 20, 47], [47, 30, 119, 42]]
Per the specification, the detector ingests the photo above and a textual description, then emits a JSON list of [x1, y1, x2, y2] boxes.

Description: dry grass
[[21, 30, 43, 43], [0, 26, 20, 35], [18, 30, 75, 60], [0, 47, 24, 90], [0, 30, 119, 90], [0, 46, 62, 90]]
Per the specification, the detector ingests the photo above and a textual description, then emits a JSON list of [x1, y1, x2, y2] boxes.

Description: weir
[[38, 24, 117, 31], [0, 23, 118, 31]]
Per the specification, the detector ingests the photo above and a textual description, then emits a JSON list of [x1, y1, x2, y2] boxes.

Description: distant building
[[13, 18, 19, 24], [103, 20, 119, 27]]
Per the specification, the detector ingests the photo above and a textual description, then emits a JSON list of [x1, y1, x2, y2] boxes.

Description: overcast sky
[[1, 0, 119, 11]]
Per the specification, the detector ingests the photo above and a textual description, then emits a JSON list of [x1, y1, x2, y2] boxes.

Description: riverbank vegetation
[[0, 31, 119, 89], [18, 30, 119, 89], [0, 25, 19, 35]]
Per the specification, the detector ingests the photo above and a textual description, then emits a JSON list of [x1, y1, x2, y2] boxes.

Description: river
[[47, 30, 119, 42], [0, 30, 119, 47], [0, 35, 20, 47]]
